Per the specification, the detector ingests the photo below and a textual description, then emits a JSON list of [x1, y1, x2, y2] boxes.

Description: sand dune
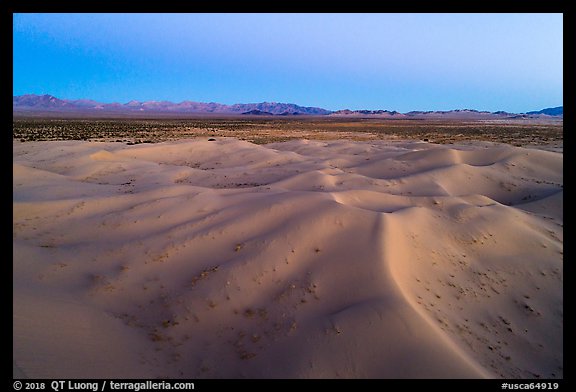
[[13, 138, 562, 378]]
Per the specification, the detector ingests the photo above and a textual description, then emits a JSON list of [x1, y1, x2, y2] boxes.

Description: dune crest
[[13, 138, 562, 378]]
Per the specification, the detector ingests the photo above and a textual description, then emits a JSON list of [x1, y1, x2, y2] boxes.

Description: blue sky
[[13, 13, 563, 112]]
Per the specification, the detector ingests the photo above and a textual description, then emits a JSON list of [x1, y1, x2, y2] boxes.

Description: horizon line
[[13, 93, 563, 115]]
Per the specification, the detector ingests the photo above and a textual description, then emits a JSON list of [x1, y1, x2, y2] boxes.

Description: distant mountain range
[[526, 106, 563, 116], [13, 94, 562, 119], [12, 94, 330, 115]]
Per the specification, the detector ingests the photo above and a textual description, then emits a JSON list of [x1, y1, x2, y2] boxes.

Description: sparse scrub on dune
[[190, 265, 220, 287], [89, 273, 116, 292]]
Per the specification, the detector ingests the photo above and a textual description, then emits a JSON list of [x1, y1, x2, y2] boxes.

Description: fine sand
[[13, 137, 563, 378]]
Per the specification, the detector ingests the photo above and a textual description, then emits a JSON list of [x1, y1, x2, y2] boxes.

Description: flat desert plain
[[13, 130, 562, 378]]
